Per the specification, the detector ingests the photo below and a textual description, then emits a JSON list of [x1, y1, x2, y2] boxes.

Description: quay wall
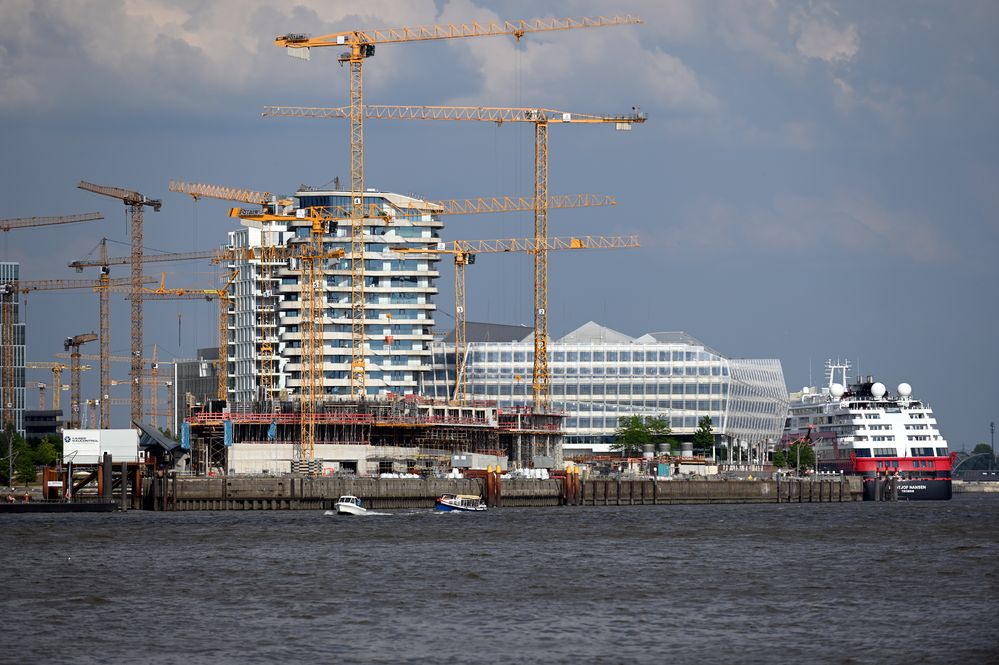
[[953, 481, 999, 493], [149, 475, 862, 511], [583, 477, 863, 505]]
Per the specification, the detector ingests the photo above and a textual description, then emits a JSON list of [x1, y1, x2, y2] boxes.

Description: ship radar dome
[[871, 382, 886, 399], [830, 383, 845, 399], [897, 382, 912, 398]]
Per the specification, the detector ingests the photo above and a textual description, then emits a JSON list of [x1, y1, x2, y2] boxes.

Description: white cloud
[[794, 21, 859, 63], [0, 0, 715, 117], [832, 76, 856, 111], [0, 0, 440, 111], [642, 48, 717, 112], [436, 0, 716, 114], [714, 0, 800, 72], [790, 8, 860, 63]]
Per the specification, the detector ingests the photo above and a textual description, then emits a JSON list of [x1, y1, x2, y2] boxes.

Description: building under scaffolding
[[182, 396, 562, 476]]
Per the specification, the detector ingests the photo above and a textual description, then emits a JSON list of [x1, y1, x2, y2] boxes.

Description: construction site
[[0, 16, 645, 483]]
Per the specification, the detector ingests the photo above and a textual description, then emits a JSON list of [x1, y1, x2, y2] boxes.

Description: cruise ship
[[783, 361, 954, 500]]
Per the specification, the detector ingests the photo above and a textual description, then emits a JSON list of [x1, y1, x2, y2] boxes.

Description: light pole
[[991, 421, 995, 470]]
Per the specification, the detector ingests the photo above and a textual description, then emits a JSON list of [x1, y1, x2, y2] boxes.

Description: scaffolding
[[183, 396, 562, 475]]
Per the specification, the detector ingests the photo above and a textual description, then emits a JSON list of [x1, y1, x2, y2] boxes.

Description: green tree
[[647, 416, 679, 452], [612, 415, 650, 455], [786, 441, 815, 474], [1, 425, 36, 485], [971, 443, 995, 469], [692, 415, 714, 457], [772, 449, 787, 469], [34, 437, 59, 467], [15, 440, 36, 484]]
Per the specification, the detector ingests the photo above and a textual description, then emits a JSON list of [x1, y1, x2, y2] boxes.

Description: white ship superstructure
[[783, 361, 952, 498]]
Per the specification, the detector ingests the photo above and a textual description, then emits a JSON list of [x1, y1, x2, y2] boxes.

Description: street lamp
[[991, 421, 995, 470]]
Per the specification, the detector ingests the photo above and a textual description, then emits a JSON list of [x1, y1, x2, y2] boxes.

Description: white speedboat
[[434, 493, 487, 512], [334, 495, 367, 515]]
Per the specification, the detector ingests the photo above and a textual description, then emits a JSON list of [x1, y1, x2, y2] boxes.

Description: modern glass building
[[0, 262, 26, 435], [226, 189, 443, 402], [424, 321, 789, 457]]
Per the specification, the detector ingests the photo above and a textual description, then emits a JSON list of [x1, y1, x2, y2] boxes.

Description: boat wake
[[323, 509, 422, 517]]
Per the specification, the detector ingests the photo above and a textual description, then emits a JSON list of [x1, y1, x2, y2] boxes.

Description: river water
[[3, 494, 997, 664]]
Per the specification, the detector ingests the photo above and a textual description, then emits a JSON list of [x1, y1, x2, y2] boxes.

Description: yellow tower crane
[[263, 103, 646, 410], [392, 235, 640, 403], [233, 196, 615, 463], [72, 240, 344, 405], [25, 362, 91, 411], [111, 372, 172, 428], [274, 14, 642, 399], [53, 350, 169, 428], [103, 271, 241, 402], [77, 181, 162, 425], [1, 276, 153, 427], [72, 238, 201, 427], [0, 212, 104, 232], [170, 180, 361, 404], [169, 179, 291, 403]]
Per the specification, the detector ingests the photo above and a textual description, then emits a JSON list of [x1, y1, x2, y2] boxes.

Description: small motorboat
[[434, 493, 487, 512], [334, 495, 367, 515]]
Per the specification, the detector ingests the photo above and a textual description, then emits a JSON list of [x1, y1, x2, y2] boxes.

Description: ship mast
[[824, 359, 851, 391]]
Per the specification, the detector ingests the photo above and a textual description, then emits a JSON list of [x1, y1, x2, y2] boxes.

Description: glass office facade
[[425, 322, 789, 455]]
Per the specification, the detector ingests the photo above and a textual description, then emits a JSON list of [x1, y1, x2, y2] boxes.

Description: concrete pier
[[151, 475, 863, 510]]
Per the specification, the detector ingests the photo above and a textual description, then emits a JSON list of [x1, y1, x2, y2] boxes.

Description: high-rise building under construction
[[225, 188, 443, 402]]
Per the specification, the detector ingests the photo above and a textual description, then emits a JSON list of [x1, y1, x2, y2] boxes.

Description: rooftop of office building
[[452, 320, 723, 356]]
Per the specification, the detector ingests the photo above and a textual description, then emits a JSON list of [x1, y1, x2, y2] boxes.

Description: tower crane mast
[[392, 234, 640, 403], [78, 180, 162, 425], [64, 333, 98, 429], [264, 103, 646, 410], [98, 239, 110, 427], [274, 14, 642, 401], [104, 270, 240, 401], [2, 275, 153, 428], [25, 362, 91, 411]]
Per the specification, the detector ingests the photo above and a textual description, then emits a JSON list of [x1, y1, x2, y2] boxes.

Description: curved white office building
[[424, 321, 789, 457]]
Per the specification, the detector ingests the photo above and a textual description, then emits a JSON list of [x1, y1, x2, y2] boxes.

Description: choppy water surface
[[3, 495, 997, 664]]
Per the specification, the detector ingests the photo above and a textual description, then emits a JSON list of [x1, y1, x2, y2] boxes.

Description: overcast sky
[[1, 1, 996, 448]]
